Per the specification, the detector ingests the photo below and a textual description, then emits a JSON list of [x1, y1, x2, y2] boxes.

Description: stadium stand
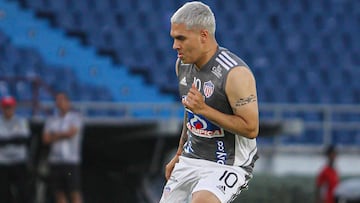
[[1, 0, 360, 143], [0, 0, 174, 103], [3, 0, 359, 103]]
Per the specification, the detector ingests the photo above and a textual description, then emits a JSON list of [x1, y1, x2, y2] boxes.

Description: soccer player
[[160, 2, 259, 203]]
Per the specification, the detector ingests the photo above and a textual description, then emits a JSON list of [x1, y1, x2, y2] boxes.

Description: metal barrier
[[28, 101, 360, 148]]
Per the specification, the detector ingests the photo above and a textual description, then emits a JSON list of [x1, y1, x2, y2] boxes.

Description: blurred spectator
[[42, 92, 83, 203], [0, 96, 32, 203], [316, 145, 339, 203]]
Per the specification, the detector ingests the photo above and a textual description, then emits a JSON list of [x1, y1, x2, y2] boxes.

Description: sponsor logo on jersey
[[203, 80, 214, 98], [216, 140, 227, 164], [180, 77, 187, 86], [211, 65, 223, 78], [186, 109, 224, 138], [184, 132, 194, 153]]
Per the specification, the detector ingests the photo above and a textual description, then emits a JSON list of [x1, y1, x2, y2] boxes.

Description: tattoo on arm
[[234, 94, 257, 108]]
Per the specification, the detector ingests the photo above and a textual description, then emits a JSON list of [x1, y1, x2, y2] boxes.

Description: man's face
[[170, 23, 203, 64], [56, 93, 70, 113], [1, 106, 15, 119]]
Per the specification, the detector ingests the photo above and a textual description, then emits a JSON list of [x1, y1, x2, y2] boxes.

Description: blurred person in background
[[42, 92, 83, 203], [316, 145, 339, 203], [160, 1, 259, 203], [0, 95, 32, 203]]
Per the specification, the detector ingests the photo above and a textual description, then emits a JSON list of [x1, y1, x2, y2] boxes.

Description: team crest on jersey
[[186, 109, 224, 138], [203, 81, 215, 98]]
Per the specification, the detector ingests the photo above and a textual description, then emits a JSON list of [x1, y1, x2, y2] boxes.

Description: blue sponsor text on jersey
[[186, 109, 224, 138], [216, 140, 227, 164]]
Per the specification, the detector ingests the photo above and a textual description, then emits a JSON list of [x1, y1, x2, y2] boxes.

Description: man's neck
[[59, 110, 69, 117], [195, 42, 218, 69]]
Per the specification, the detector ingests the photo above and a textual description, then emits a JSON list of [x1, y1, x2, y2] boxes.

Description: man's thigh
[[159, 160, 198, 203], [193, 166, 248, 203], [192, 190, 221, 203], [160, 157, 251, 203]]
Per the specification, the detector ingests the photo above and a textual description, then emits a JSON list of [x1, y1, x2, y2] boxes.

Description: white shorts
[[159, 156, 251, 203]]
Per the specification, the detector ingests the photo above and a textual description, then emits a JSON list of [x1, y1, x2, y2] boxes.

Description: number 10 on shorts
[[219, 170, 238, 188]]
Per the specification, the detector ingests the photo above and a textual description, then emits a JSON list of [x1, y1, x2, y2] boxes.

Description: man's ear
[[200, 29, 209, 43]]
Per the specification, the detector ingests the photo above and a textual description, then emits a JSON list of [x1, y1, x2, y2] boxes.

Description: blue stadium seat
[[3, 0, 360, 126], [47, 0, 68, 12], [23, 0, 50, 12], [0, 31, 10, 45], [355, 132, 360, 145], [256, 136, 276, 145], [70, 0, 93, 12], [92, 0, 116, 12], [332, 130, 357, 145], [303, 129, 323, 144], [281, 129, 323, 145], [142, 12, 165, 30], [55, 11, 82, 32], [87, 26, 118, 51], [336, 112, 360, 122], [108, 0, 133, 13], [14, 81, 33, 101], [38, 86, 53, 101], [266, 0, 282, 14], [0, 81, 10, 97], [303, 112, 323, 122], [14, 47, 45, 76], [16, 107, 33, 117]]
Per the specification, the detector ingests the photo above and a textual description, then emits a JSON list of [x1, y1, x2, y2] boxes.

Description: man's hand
[[182, 83, 206, 114], [165, 154, 180, 180], [43, 126, 77, 145], [42, 133, 52, 145]]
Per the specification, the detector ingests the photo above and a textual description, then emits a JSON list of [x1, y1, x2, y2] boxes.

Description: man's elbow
[[246, 125, 259, 139], [248, 131, 258, 139]]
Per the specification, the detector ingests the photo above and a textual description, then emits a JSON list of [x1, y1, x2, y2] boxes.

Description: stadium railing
[[28, 101, 360, 148]]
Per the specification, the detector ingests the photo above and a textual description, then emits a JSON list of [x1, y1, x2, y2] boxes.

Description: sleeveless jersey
[[178, 47, 258, 173]]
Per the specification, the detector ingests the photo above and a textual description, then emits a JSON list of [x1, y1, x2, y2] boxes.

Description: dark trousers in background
[[0, 163, 33, 203], [49, 163, 82, 194]]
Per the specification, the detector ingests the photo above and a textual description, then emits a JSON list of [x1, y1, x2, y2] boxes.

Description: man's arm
[[42, 125, 78, 145], [165, 112, 188, 180], [176, 112, 188, 156], [174, 57, 188, 156], [183, 66, 259, 139], [164, 58, 188, 180]]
